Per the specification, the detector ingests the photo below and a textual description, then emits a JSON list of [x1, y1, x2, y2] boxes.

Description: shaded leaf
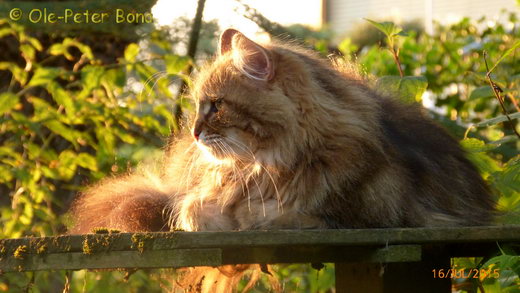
[[376, 75, 428, 103], [43, 120, 80, 147], [469, 86, 494, 100], [28, 67, 61, 87], [489, 41, 520, 73], [475, 112, 520, 128], [81, 65, 105, 92], [47, 81, 76, 118], [493, 156, 520, 197], [0, 62, 28, 85], [103, 68, 126, 88], [0, 92, 19, 115]]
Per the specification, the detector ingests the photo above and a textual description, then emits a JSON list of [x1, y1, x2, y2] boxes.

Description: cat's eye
[[210, 98, 223, 113]]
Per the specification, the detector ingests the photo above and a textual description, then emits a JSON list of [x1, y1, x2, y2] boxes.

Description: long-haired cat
[[70, 28, 494, 291]]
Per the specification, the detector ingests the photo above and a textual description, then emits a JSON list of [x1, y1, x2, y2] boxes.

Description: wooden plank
[[1, 226, 518, 255], [0, 248, 222, 272], [221, 245, 421, 264], [0, 245, 420, 272]]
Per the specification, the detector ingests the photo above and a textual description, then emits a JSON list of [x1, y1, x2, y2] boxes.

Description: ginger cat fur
[[70, 28, 494, 292]]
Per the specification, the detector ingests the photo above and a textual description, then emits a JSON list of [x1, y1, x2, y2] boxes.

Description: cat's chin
[[195, 141, 235, 166]]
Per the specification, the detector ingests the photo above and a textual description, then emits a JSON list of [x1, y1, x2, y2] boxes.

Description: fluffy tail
[[68, 168, 278, 292], [69, 170, 171, 234]]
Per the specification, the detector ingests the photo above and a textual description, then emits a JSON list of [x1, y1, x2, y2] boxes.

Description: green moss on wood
[[0, 244, 6, 257], [36, 243, 47, 254], [82, 238, 92, 255], [13, 245, 27, 259], [131, 233, 154, 253], [92, 227, 121, 234]]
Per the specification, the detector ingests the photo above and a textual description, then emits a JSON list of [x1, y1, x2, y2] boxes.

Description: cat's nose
[[193, 128, 202, 140]]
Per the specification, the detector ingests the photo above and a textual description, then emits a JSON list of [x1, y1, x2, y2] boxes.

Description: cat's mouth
[[195, 130, 234, 164], [195, 130, 256, 163]]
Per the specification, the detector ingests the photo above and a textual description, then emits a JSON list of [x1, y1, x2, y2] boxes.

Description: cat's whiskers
[[182, 143, 199, 194], [212, 141, 230, 209], [215, 140, 255, 213], [216, 140, 251, 212], [225, 137, 283, 214], [224, 137, 272, 217], [139, 70, 168, 101]]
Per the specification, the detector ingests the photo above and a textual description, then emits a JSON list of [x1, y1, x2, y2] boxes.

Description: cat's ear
[[219, 28, 274, 81]]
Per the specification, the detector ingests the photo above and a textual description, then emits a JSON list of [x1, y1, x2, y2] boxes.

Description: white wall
[[326, 0, 516, 38]]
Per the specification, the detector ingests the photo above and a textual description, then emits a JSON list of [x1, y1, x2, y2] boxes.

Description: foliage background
[[0, 1, 519, 292]]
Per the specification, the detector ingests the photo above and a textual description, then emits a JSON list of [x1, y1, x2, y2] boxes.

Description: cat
[[70, 28, 495, 291]]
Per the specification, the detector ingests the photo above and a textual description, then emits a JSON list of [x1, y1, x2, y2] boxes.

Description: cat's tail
[[68, 169, 172, 234]]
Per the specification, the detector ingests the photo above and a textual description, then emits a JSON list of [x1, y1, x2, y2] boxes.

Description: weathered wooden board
[[0, 248, 222, 272], [0, 245, 420, 272], [0, 226, 518, 273], [1, 226, 518, 254]]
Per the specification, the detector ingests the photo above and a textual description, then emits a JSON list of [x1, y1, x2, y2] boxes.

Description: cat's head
[[190, 29, 338, 168]]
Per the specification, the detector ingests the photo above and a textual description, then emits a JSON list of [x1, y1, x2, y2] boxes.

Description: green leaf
[[47, 81, 76, 118], [375, 75, 428, 103], [0, 27, 14, 39], [475, 112, 520, 128], [20, 44, 36, 62], [489, 135, 518, 146], [337, 38, 358, 56], [492, 156, 520, 198], [0, 165, 13, 183], [0, 92, 19, 115], [365, 19, 403, 37], [482, 253, 520, 279], [0, 146, 20, 159], [461, 139, 502, 177], [103, 68, 126, 88], [76, 153, 98, 172], [113, 128, 136, 144], [49, 38, 93, 61], [48, 43, 67, 59], [489, 41, 520, 73], [30, 96, 56, 121], [95, 126, 115, 156], [0, 62, 28, 85], [124, 43, 139, 63], [461, 138, 497, 152], [469, 86, 494, 100], [25, 35, 43, 52], [82, 65, 105, 91], [28, 67, 61, 87], [57, 150, 77, 180], [43, 120, 80, 147], [164, 55, 190, 75]]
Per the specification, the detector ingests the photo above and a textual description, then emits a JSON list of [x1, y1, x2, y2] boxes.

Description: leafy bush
[[0, 19, 190, 292]]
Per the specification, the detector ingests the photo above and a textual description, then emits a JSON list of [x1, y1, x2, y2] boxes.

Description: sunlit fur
[[70, 30, 494, 292], [162, 36, 494, 232]]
